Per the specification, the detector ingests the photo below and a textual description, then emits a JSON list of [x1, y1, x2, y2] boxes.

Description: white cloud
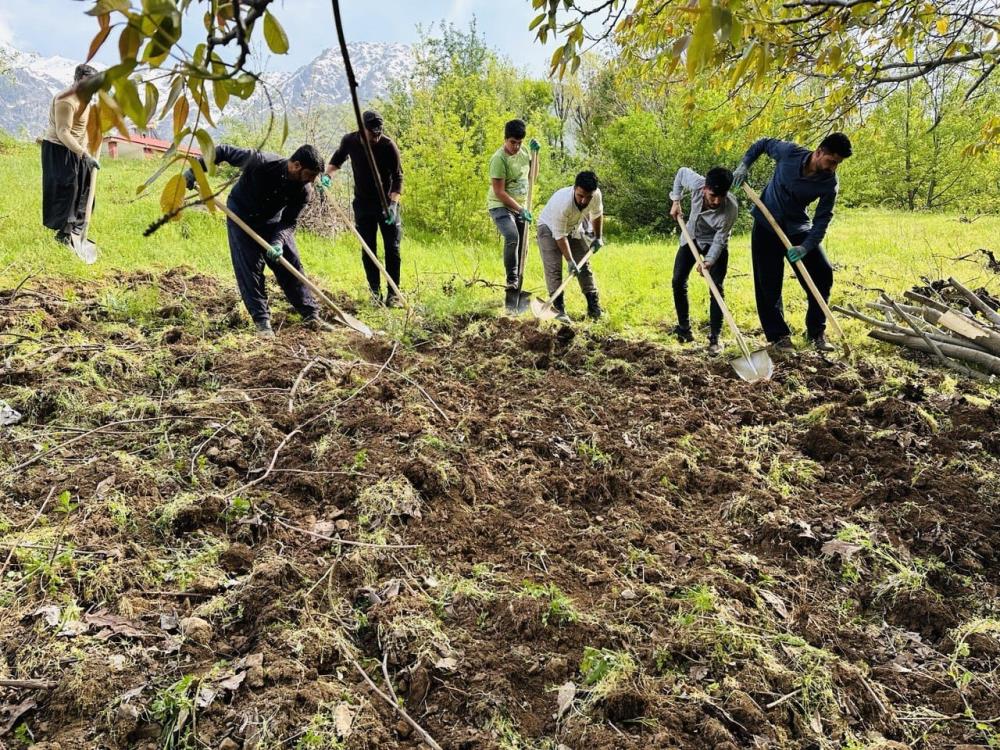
[[0, 9, 17, 48]]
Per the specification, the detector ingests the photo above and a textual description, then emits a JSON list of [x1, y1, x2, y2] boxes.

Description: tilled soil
[[1, 269, 998, 750]]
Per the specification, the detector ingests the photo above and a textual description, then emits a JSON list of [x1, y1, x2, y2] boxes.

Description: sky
[[0, 0, 558, 74]]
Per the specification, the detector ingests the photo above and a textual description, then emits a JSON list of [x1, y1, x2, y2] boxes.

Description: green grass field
[[2, 137, 998, 352]]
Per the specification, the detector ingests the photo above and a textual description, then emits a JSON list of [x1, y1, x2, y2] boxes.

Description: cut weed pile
[[1, 269, 999, 750]]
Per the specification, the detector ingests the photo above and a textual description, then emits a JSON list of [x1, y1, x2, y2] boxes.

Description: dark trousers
[[751, 219, 833, 341], [41, 140, 93, 235], [489, 207, 526, 288], [227, 219, 319, 326], [672, 243, 728, 339], [355, 203, 401, 297]]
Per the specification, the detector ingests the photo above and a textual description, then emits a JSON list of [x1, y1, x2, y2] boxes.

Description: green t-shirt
[[486, 146, 531, 211]]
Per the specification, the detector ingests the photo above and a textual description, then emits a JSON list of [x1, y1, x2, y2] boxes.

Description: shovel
[[510, 145, 540, 315], [742, 184, 850, 356], [325, 199, 408, 309], [213, 199, 373, 339], [677, 217, 773, 382], [530, 245, 598, 321], [72, 165, 99, 265]]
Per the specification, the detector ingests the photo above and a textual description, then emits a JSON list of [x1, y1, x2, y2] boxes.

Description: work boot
[[304, 315, 336, 332], [255, 320, 275, 339], [504, 287, 519, 314], [553, 294, 571, 325], [672, 324, 694, 344], [385, 293, 404, 309], [584, 291, 603, 320], [770, 335, 794, 352], [810, 334, 835, 352], [55, 230, 73, 247], [708, 336, 723, 356]]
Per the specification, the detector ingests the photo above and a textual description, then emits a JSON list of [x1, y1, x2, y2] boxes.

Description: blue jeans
[[489, 207, 525, 288]]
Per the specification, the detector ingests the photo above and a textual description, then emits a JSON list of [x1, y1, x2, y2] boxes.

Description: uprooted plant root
[[1, 268, 999, 749]]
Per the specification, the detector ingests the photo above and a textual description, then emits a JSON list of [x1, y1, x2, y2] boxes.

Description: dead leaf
[[85, 611, 149, 640], [1, 697, 36, 736], [554, 681, 576, 721], [95, 474, 116, 498], [434, 657, 458, 671], [57, 620, 89, 638], [821, 539, 863, 561], [758, 590, 789, 620], [333, 703, 354, 738], [313, 520, 337, 536], [160, 612, 179, 631], [217, 671, 247, 693], [196, 686, 217, 709], [32, 604, 61, 628], [119, 684, 145, 702]]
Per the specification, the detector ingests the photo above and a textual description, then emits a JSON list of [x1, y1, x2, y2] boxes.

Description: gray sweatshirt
[[669, 168, 738, 264]]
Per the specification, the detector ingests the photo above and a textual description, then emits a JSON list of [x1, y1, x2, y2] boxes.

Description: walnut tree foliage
[[80, 0, 292, 223], [531, 0, 1000, 151]]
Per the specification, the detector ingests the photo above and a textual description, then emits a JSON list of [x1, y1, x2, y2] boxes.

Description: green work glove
[[529, 138, 541, 153], [317, 174, 332, 192], [567, 257, 581, 276], [786, 245, 809, 263], [590, 237, 605, 253], [519, 208, 533, 224], [385, 200, 401, 226], [266, 243, 283, 262], [732, 162, 748, 190]]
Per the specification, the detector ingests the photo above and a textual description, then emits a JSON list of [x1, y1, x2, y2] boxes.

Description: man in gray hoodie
[[669, 166, 738, 354]]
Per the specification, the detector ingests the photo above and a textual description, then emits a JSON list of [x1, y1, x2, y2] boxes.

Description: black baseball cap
[[362, 110, 383, 134]]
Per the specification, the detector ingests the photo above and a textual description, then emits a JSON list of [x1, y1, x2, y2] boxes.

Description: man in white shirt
[[536, 171, 605, 323]]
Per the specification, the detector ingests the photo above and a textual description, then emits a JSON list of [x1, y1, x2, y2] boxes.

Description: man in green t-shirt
[[487, 119, 535, 312]]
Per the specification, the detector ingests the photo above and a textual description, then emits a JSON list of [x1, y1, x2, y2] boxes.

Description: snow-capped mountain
[[0, 42, 414, 138]]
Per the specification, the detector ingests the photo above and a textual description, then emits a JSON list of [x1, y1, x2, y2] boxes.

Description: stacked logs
[[834, 277, 1000, 382]]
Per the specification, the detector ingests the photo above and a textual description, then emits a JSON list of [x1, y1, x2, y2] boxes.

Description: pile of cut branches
[[835, 277, 1000, 381]]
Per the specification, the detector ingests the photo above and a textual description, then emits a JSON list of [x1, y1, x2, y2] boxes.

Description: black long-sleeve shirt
[[329, 132, 403, 211], [206, 145, 311, 239], [741, 138, 838, 251]]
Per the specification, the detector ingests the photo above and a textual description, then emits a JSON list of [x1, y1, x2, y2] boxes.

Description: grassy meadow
[[1, 137, 998, 353]]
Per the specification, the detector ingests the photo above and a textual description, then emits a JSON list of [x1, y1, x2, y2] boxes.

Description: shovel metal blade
[[732, 348, 774, 382], [511, 291, 532, 315], [530, 296, 559, 321], [70, 237, 99, 265], [334, 311, 374, 339]]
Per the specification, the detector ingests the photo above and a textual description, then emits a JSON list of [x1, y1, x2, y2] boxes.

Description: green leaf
[[87, 22, 112, 63], [118, 23, 141, 62], [263, 11, 289, 55], [115, 76, 146, 129], [160, 75, 183, 120], [193, 128, 214, 174], [86, 0, 130, 15], [212, 79, 230, 110], [144, 82, 159, 124], [173, 94, 189, 138]]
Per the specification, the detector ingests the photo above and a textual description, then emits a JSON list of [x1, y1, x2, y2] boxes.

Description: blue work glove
[[786, 245, 809, 263], [385, 200, 401, 226], [732, 162, 748, 190], [519, 208, 533, 224], [590, 237, 605, 253], [266, 243, 283, 262], [529, 138, 541, 153]]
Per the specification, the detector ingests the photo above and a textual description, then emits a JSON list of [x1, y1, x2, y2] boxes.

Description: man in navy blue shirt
[[187, 144, 330, 338], [732, 133, 852, 352]]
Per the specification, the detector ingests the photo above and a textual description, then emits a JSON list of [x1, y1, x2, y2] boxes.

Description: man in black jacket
[[188, 144, 330, 338], [325, 110, 404, 306]]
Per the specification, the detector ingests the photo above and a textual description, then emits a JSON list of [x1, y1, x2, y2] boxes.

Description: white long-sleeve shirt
[[537, 186, 603, 241], [669, 168, 738, 264]]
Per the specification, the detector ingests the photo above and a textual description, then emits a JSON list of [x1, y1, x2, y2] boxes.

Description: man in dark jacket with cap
[[187, 144, 332, 338], [325, 110, 404, 306]]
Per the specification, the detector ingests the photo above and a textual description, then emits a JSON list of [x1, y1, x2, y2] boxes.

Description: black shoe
[[811, 334, 835, 352], [708, 337, 723, 355], [673, 325, 694, 343], [770, 336, 794, 352], [55, 231, 74, 247], [584, 291, 603, 320], [255, 320, 275, 338], [385, 293, 404, 309]]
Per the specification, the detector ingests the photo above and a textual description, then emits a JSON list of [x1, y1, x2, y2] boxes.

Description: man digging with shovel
[[535, 171, 605, 324], [40, 63, 101, 261], [185, 144, 336, 338], [732, 133, 852, 353], [669, 166, 738, 355], [487, 119, 540, 313]]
